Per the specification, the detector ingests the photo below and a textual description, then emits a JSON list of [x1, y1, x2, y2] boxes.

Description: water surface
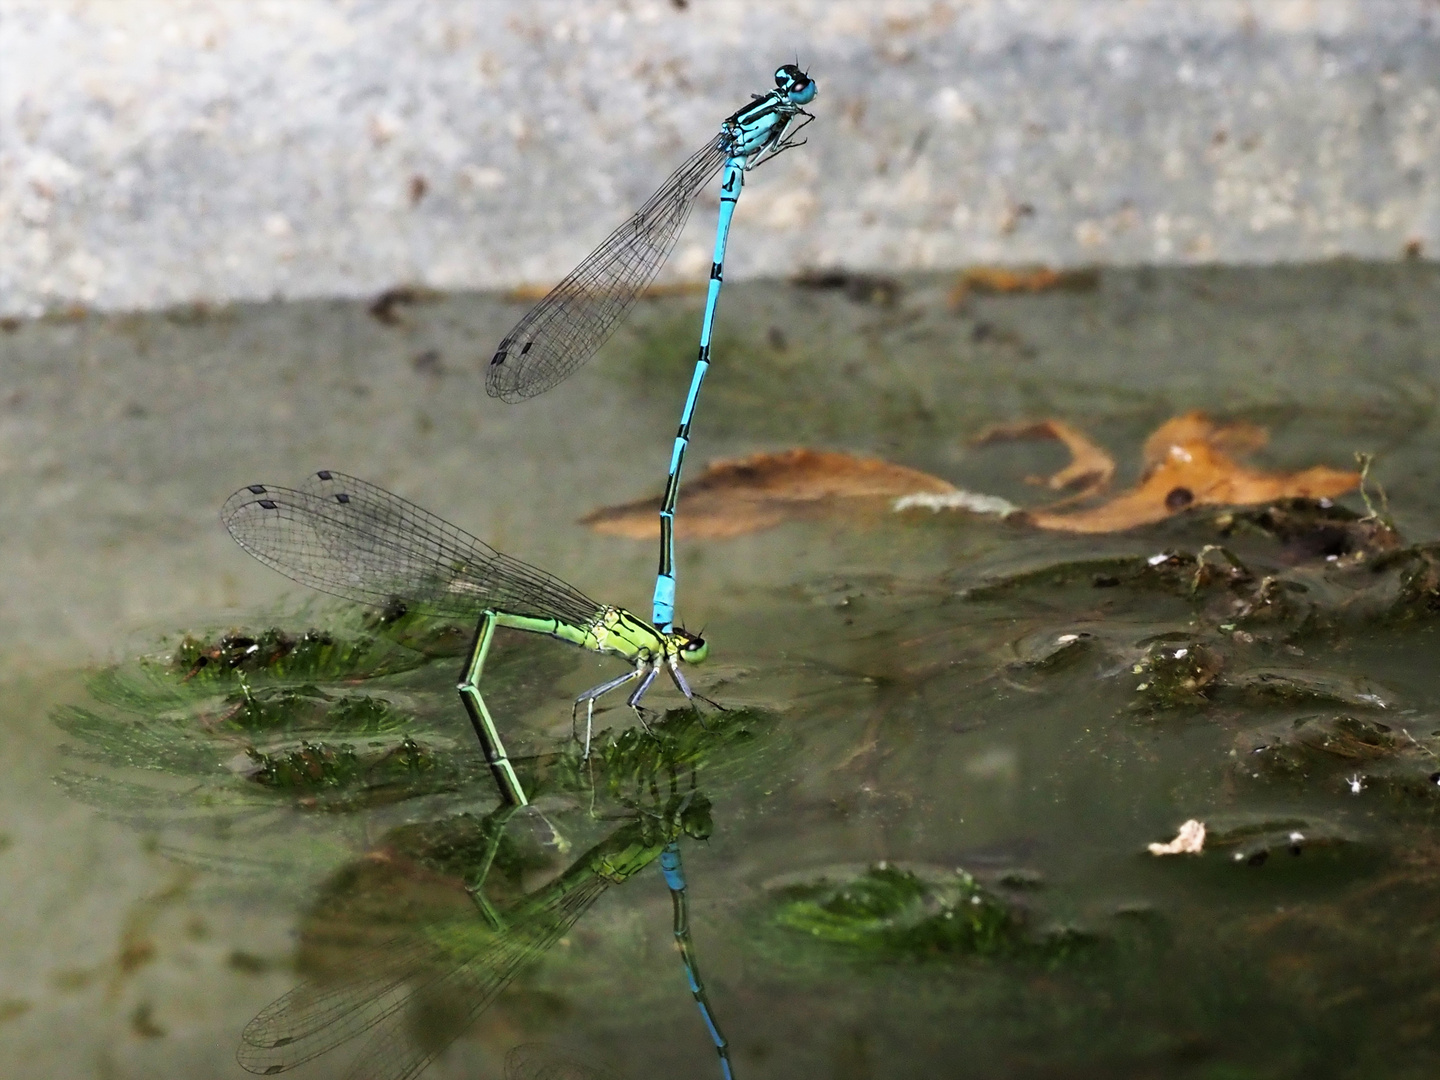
[[3, 262, 1439, 1079]]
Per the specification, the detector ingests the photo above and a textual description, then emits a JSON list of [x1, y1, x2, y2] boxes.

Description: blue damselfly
[[487, 64, 818, 632]]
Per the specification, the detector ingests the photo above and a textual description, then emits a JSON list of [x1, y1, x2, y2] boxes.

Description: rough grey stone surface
[[1, 0, 1437, 316]]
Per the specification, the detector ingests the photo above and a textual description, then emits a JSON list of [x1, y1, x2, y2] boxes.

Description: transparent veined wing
[[487, 137, 728, 402], [222, 471, 601, 629]]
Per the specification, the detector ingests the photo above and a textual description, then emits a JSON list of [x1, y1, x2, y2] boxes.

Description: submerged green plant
[[542, 704, 778, 807], [771, 863, 1094, 965], [170, 623, 431, 685], [51, 609, 523, 828]]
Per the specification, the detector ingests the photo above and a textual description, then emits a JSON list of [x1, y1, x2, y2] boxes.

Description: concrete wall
[[1, 0, 1437, 317]]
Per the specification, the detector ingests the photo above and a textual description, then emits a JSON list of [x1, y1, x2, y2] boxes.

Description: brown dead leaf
[[1027, 411, 1359, 533], [1141, 412, 1268, 466], [948, 266, 1100, 308], [584, 414, 1359, 543], [582, 449, 957, 540], [972, 419, 1116, 497]]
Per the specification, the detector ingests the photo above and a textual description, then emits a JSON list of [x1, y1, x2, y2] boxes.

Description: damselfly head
[[671, 626, 709, 664], [774, 63, 817, 105]]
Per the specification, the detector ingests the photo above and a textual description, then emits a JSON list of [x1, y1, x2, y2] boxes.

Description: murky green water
[[4, 263, 1440, 1078]]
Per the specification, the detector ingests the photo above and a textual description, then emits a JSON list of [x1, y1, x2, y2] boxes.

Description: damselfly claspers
[[222, 470, 710, 807], [486, 64, 817, 634]]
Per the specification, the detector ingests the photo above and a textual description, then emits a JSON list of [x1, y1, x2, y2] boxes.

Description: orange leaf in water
[[972, 419, 1116, 497], [582, 449, 957, 540], [1027, 412, 1359, 533]]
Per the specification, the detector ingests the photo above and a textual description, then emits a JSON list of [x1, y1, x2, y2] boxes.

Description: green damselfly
[[222, 471, 711, 807]]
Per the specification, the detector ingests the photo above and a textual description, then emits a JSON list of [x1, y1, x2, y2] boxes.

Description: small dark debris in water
[[791, 269, 901, 306], [1371, 544, 1440, 620], [1237, 715, 1440, 802], [1132, 641, 1224, 708], [0, 317, 20, 333], [0, 998, 32, 1022], [1200, 817, 1356, 866], [408, 173, 428, 205], [1404, 238, 1424, 260], [971, 553, 1200, 600], [1227, 672, 1391, 712], [1215, 499, 1401, 563], [118, 935, 156, 974], [130, 1002, 165, 1038], [376, 597, 409, 624], [411, 348, 442, 375], [1009, 630, 1097, 672], [227, 950, 269, 974], [368, 285, 438, 325], [767, 325, 788, 351], [174, 628, 327, 678]]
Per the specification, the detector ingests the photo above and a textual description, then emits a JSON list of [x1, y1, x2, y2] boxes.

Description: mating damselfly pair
[[224, 64, 816, 809], [226, 65, 815, 1080]]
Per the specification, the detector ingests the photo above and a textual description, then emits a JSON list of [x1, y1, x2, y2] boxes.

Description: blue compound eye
[[774, 64, 816, 104]]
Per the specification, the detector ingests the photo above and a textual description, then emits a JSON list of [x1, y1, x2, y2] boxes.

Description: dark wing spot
[[258, 499, 277, 510], [247, 484, 267, 494], [316, 470, 332, 481], [335, 493, 350, 504]]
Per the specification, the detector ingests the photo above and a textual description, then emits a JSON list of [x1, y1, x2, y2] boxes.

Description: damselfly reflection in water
[[236, 752, 737, 1080], [222, 472, 717, 807], [486, 64, 816, 636]]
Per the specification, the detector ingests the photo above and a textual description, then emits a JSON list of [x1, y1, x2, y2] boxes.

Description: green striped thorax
[[502, 606, 707, 666], [582, 606, 709, 666]]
